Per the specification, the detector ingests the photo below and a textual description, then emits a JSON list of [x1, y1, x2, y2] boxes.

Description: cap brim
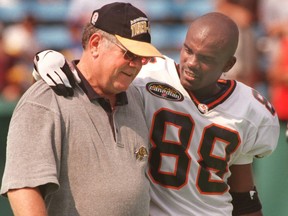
[[115, 35, 163, 58]]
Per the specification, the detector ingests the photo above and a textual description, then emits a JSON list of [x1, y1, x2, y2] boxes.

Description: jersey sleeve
[[233, 91, 280, 164]]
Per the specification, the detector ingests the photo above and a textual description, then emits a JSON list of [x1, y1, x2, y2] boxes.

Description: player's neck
[[189, 82, 228, 104]]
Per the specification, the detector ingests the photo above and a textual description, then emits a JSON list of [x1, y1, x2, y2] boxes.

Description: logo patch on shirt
[[146, 82, 184, 101], [135, 146, 148, 161]]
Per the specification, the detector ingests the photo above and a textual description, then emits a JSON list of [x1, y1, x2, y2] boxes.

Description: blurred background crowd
[[0, 0, 287, 215]]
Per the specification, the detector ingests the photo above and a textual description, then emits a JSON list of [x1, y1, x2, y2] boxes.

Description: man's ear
[[223, 56, 236, 72], [89, 33, 102, 56]]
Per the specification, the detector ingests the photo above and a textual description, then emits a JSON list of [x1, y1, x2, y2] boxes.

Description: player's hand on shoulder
[[32, 50, 81, 97]]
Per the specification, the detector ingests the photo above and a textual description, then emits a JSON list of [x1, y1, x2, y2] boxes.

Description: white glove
[[33, 50, 81, 96]]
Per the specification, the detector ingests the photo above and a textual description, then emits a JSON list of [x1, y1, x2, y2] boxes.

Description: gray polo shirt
[[1, 74, 150, 215]]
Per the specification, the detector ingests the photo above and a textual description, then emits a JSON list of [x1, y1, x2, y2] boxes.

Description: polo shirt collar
[[72, 60, 128, 106]]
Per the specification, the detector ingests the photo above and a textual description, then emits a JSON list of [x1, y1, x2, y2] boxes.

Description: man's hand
[[33, 50, 80, 97]]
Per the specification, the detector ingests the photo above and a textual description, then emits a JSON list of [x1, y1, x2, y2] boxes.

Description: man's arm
[[228, 164, 263, 216], [7, 187, 48, 216]]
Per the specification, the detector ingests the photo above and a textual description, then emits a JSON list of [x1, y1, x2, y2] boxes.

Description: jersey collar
[[188, 79, 237, 113]]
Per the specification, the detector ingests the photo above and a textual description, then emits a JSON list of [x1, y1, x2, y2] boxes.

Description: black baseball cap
[[90, 2, 163, 58]]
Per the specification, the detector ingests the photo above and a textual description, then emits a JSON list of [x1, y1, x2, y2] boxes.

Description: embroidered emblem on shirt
[[146, 82, 184, 101], [135, 146, 148, 161]]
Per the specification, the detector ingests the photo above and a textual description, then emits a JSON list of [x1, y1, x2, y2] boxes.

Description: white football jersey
[[133, 56, 280, 216]]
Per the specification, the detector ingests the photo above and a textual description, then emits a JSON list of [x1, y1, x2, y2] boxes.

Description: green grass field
[[254, 121, 288, 216]]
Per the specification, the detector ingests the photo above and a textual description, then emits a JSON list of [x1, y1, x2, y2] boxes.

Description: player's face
[[179, 26, 235, 96]]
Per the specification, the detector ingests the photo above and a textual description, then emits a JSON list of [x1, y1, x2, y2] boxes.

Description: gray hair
[[81, 23, 119, 49]]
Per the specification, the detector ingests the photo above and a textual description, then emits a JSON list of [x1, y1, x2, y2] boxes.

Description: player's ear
[[223, 56, 236, 72]]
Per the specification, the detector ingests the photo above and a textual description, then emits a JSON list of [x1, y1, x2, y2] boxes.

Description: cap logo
[[130, 17, 150, 37], [91, 12, 99, 25]]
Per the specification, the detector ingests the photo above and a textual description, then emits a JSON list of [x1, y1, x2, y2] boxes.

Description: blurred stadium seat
[[27, 1, 69, 22], [150, 23, 188, 49], [145, 0, 215, 21], [0, 4, 26, 22], [35, 25, 72, 50]]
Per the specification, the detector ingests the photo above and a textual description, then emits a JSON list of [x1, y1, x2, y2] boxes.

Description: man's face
[[92, 38, 143, 95], [179, 25, 235, 95]]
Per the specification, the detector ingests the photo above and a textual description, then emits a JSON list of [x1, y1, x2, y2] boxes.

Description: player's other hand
[[33, 50, 81, 97]]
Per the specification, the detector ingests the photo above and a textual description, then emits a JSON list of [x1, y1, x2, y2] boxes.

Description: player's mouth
[[184, 69, 199, 79]]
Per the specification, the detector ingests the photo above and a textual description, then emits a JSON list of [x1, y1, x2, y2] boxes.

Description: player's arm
[[7, 187, 48, 216], [33, 50, 80, 97], [228, 164, 263, 216]]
